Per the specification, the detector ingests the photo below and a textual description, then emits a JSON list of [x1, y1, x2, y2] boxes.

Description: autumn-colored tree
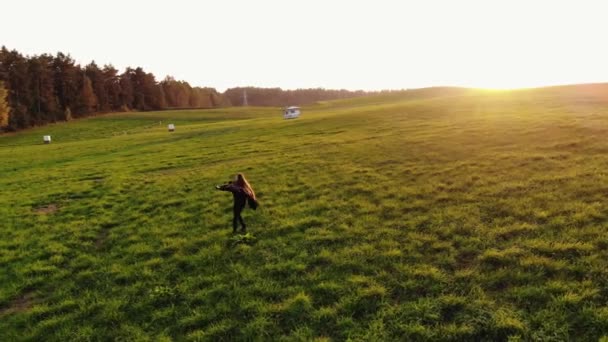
[[0, 81, 9, 128], [64, 107, 72, 121], [76, 75, 98, 115], [85, 62, 107, 111], [157, 85, 167, 109], [1, 47, 32, 129]]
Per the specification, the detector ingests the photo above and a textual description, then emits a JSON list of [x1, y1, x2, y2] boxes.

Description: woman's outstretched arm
[[216, 183, 239, 192]]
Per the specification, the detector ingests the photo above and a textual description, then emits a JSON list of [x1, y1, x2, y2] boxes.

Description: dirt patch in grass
[[34, 203, 58, 214], [0, 292, 35, 317]]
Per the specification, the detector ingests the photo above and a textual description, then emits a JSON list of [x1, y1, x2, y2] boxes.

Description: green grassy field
[[3, 84, 608, 341]]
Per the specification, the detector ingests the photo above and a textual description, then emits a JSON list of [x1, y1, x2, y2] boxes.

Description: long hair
[[235, 173, 256, 200]]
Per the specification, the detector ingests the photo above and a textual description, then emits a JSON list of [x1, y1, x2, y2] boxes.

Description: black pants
[[233, 205, 246, 232]]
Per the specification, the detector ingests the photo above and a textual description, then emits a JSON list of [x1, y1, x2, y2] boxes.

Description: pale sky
[[2, 0, 608, 91]]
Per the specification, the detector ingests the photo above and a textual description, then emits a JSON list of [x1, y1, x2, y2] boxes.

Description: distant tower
[[243, 89, 248, 106]]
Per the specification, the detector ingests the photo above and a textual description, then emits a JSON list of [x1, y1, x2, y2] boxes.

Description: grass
[[2, 84, 608, 340]]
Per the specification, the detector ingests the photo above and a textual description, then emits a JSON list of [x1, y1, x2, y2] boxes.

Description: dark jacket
[[217, 183, 258, 210]]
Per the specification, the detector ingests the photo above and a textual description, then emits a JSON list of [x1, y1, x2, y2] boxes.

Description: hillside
[[2, 84, 608, 340]]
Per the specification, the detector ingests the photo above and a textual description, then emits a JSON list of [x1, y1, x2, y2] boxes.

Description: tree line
[[0, 47, 381, 132], [0, 47, 227, 131], [224, 87, 376, 107]]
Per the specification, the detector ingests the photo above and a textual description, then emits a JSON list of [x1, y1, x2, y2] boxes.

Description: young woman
[[216, 173, 258, 233]]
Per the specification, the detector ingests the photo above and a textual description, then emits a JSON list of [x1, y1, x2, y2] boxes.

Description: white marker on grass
[[168, 124, 175, 132], [43, 135, 51, 144]]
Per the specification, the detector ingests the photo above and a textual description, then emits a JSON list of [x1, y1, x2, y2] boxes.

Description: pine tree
[[102, 65, 121, 111], [0, 47, 229, 131], [119, 68, 135, 110], [53, 53, 80, 116], [28, 55, 58, 124]]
